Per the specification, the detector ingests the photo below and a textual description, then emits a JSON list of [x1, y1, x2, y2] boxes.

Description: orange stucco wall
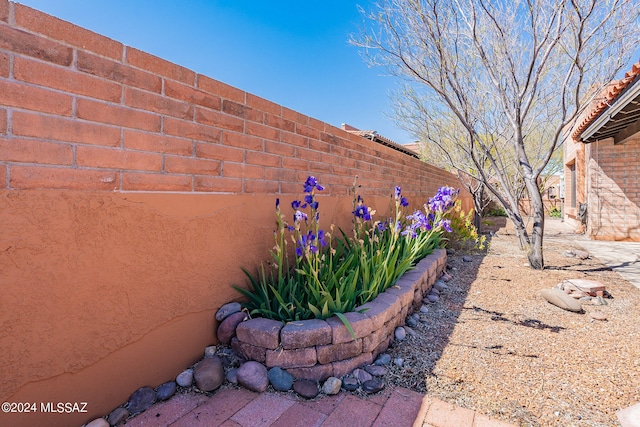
[[0, 1, 471, 425]]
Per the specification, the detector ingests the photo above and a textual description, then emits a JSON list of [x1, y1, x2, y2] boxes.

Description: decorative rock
[[404, 326, 417, 337], [226, 368, 238, 384], [237, 361, 269, 392], [294, 379, 319, 399], [107, 407, 129, 426], [446, 248, 455, 255], [216, 302, 242, 321], [541, 288, 583, 313], [394, 327, 406, 341], [268, 367, 294, 391], [204, 345, 217, 357], [194, 356, 225, 392], [156, 381, 177, 401], [426, 294, 439, 303], [394, 358, 404, 367], [462, 256, 473, 262], [429, 287, 440, 295], [217, 311, 249, 344], [433, 280, 448, 291], [352, 368, 373, 384], [362, 378, 385, 393], [442, 272, 452, 282], [590, 311, 607, 321], [322, 377, 342, 395], [127, 386, 156, 415], [176, 369, 193, 387], [420, 306, 429, 314], [374, 353, 391, 365], [365, 364, 388, 377], [85, 419, 110, 427], [406, 316, 418, 328], [580, 296, 592, 301], [342, 376, 359, 391]]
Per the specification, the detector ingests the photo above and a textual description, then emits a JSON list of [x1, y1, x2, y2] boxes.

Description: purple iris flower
[[304, 176, 324, 193], [353, 205, 371, 221], [400, 197, 409, 207], [276, 198, 280, 209], [294, 210, 307, 223], [292, 200, 301, 209]]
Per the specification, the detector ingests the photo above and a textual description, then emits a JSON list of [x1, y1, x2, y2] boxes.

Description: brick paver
[[423, 397, 475, 427], [123, 385, 518, 427]]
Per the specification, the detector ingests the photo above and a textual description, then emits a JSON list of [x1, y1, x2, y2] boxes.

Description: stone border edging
[[228, 248, 447, 381]]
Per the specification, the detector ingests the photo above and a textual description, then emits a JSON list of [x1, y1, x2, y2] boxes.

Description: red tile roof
[[571, 60, 640, 140]]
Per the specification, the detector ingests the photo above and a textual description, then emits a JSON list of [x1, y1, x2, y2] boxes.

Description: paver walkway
[[123, 386, 516, 427]]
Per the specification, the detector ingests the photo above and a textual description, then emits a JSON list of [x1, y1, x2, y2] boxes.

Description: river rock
[[85, 419, 110, 427], [194, 356, 225, 392], [156, 381, 176, 401], [404, 326, 417, 337], [394, 327, 406, 341], [204, 345, 217, 357], [268, 367, 293, 391], [352, 368, 373, 383], [294, 379, 319, 398], [374, 353, 391, 365], [365, 365, 388, 377], [128, 386, 156, 415], [462, 256, 473, 262], [226, 368, 238, 384], [426, 294, 439, 303], [442, 272, 452, 282], [406, 316, 418, 328], [342, 376, 359, 391], [107, 407, 129, 426], [362, 378, 385, 393], [217, 311, 248, 344], [237, 361, 269, 392], [433, 280, 447, 291], [420, 305, 429, 314], [176, 369, 193, 387], [394, 358, 404, 367], [215, 302, 242, 321], [429, 287, 440, 296], [322, 377, 342, 395], [541, 288, 583, 312], [590, 311, 607, 321]]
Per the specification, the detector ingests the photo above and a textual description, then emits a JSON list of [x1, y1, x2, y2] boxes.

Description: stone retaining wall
[[229, 249, 447, 381]]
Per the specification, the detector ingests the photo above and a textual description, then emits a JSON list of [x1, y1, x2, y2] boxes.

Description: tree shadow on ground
[[384, 216, 565, 392]]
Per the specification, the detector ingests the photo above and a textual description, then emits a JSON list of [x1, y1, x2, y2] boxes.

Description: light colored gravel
[[385, 218, 640, 427]]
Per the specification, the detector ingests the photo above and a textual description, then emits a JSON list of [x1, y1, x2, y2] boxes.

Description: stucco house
[[564, 60, 640, 240]]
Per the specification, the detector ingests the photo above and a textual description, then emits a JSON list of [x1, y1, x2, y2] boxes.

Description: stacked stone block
[[229, 249, 446, 381]]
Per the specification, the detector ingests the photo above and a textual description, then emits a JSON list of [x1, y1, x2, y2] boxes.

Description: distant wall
[[0, 1, 471, 425]]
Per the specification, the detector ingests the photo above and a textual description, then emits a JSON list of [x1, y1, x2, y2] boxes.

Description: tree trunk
[[472, 185, 484, 232], [526, 181, 545, 270]]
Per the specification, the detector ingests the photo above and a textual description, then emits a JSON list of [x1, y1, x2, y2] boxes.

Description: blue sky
[[17, 0, 415, 144]]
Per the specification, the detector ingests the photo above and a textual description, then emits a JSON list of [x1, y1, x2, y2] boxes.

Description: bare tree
[[353, 0, 640, 269]]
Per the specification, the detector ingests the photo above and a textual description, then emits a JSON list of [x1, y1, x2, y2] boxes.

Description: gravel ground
[[385, 218, 640, 427]]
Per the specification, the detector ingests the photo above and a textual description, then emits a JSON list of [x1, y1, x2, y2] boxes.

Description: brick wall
[[587, 136, 640, 240], [0, 0, 451, 197], [0, 2, 470, 425]]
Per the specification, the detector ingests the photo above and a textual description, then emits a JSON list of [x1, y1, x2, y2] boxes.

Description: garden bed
[[228, 249, 447, 381]]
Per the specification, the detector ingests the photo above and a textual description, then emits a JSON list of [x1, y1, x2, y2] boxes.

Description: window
[[570, 163, 576, 208]]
